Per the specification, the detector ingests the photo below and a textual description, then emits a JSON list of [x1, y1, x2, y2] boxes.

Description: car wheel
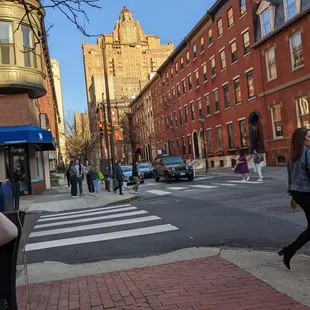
[[188, 175, 194, 181], [155, 173, 160, 182], [165, 172, 171, 183]]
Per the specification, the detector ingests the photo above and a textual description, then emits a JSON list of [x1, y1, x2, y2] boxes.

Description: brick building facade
[[130, 0, 310, 167]]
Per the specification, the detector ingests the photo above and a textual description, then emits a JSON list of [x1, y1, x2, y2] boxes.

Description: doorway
[[249, 112, 265, 153], [193, 132, 200, 159]]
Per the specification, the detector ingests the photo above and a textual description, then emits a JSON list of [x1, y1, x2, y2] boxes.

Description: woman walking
[[234, 149, 250, 181], [85, 160, 95, 194], [92, 166, 101, 198], [69, 161, 78, 198], [278, 128, 310, 270]]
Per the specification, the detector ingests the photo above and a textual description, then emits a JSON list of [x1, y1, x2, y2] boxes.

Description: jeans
[[87, 174, 95, 193], [93, 179, 100, 195], [77, 176, 83, 194], [286, 191, 310, 257], [133, 176, 140, 192], [70, 175, 77, 197], [254, 163, 263, 179]]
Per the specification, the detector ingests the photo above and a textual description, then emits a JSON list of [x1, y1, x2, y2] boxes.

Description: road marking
[[147, 190, 171, 196], [184, 189, 197, 192], [26, 224, 179, 251], [38, 207, 137, 222], [211, 183, 236, 187], [34, 211, 149, 229], [166, 187, 187, 190], [227, 180, 262, 184], [190, 185, 218, 189], [30, 216, 161, 238], [139, 183, 156, 187], [41, 204, 132, 218]]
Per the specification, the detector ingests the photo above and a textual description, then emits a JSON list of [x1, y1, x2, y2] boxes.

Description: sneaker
[[120, 193, 124, 195], [246, 177, 250, 181], [257, 178, 263, 182], [95, 194, 100, 198], [241, 179, 246, 182]]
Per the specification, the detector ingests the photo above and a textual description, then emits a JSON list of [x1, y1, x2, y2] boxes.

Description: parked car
[[137, 163, 154, 178], [121, 166, 145, 185], [153, 155, 194, 183]]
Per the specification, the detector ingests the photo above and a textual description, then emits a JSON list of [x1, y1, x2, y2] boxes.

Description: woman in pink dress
[[234, 150, 250, 181]]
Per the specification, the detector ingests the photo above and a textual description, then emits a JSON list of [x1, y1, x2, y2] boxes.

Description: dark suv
[[153, 155, 194, 183]]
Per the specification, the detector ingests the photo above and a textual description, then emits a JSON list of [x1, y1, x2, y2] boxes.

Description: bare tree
[[65, 111, 99, 163]]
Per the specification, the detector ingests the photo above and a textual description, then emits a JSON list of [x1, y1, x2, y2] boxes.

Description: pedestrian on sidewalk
[[85, 160, 95, 195], [69, 161, 78, 198], [253, 149, 264, 182], [92, 166, 101, 198], [279, 127, 310, 270], [75, 159, 84, 196], [131, 163, 141, 194], [114, 161, 124, 195], [234, 149, 250, 181], [65, 163, 71, 188]]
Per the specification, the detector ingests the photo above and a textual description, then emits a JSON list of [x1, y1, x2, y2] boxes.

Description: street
[[20, 174, 310, 265]]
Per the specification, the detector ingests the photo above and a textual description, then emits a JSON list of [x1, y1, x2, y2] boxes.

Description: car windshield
[[162, 156, 185, 165], [121, 166, 132, 172], [138, 164, 151, 169]]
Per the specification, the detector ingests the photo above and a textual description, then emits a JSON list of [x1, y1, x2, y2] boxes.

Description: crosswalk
[[144, 179, 265, 196], [26, 204, 178, 252]]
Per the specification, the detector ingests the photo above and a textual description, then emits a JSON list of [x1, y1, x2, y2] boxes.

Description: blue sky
[[46, 0, 214, 113]]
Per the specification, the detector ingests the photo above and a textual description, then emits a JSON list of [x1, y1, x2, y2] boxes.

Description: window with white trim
[[246, 70, 255, 98], [185, 105, 189, 123], [170, 67, 174, 78], [0, 22, 15, 65], [200, 37, 205, 52], [22, 24, 37, 68], [188, 74, 193, 91], [296, 96, 310, 129], [208, 28, 213, 45], [242, 30, 250, 55], [289, 32, 303, 70], [188, 135, 193, 155], [179, 108, 183, 125], [198, 98, 202, 118], [210, 57, 216, 77], [272, 105, 283, 138], [207, 129, 213, 153], [216, 127, 223, 151], [227, 123, 234, 149], [223, 84, 230, 108], [285, 0, 296, 20], [195, 70, 200, 87], [234, 78, 241, 104], [239, 119, 248, 147], [240, 0, 247, 16], [217, 18, 223, 37], [175, 62, 179, 75], [261, 9, 271, 36], [172, 87, 176, 102], [182, 79, 186, 94], [230, 40, 237, 63], [205, 94, 210, 116], [174, 111, 178, 127], [202, 64, 207, 82], [177, 84, 181, 98], [186, 51, 190, 65], [265, 47, 277, 81], [190, 102, 195, 121], [214, 90, 219, 112], [220, 49, 227, 70], [193, 44, 197, 59], [227, 7, 234, 28], [180, 57, 184, 70]]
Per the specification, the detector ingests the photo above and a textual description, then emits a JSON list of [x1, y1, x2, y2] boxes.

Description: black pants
[[70, 175, 78, 197], [86, 174, 95, 193], [67, 175, 70, 187], [286, 191, 310, 256], [114, 177, 123, 194], [77, 176, 83, 194]]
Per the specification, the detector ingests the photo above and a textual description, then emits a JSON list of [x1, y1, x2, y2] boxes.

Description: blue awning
[[0, 125, 56, 151]]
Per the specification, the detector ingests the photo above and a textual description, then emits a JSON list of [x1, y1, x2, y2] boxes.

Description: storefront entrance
[[5, 146, 31, 195]]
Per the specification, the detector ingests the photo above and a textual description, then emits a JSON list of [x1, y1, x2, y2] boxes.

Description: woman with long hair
[[279, 127, 310, 270], [233, 149, 250, 181]]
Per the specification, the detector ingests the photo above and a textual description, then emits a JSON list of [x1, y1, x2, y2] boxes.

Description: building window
[[185, 106, 189, 123], [190, 102, 195, 121], [208, 28, 213, 45], [188, 136, 192, 155], [239, 119, 248, 147], [272, 105, 283, 138], [230, 40, 237, 63], [214, 90, 219, 113], [0, 22, 15, 65], [166, 71, 169, 83], [200, 37, 205, 52], [210, 57, 216, 77], [169, 114, 173, 127], [205, 94, 210, 116], [198, 98, 202, 118], [261, 9, 271, 36], [172, 87, 176, 102], [182, 79, 186, 94], [202, 64, 207, 82], [242, 30, 250, 55], [246, 70, 255, 98], [223, 84, 230, 108], [188, 75, 193, 91], [234, 78, 242, 104], [296, 96, 310, 129], [240, 0, 247, 16], [182, 136, 186, 155], [207, 129, 213, 153], [227, 123, 234, 149], [180, 57, 184, 70], [22, 25, 37, 68], [186, 51, 190, 65], [170, 67, 174, 78], [174, 111, 178, 127], [285, 0, 296, 20], [220, 49, 227, 70], [265, 47, 277, 81], [195, 70, 200, 88], [167, 92, 171, 104], [175, 63, 179, 75], [193, 45, 197, 59], [289, 32, 303, 70], [216, 127, 223, 151], [179, 108, 183, 126], [227, 7, 234, 27], [177, 84, 181, 98], [217, 18, 223, 37]]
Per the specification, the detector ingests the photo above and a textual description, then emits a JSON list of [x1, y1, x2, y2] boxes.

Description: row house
[[130, 0, 310, 167]]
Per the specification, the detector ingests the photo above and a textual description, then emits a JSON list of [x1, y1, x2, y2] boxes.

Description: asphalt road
[[20, 175, 310, 265]]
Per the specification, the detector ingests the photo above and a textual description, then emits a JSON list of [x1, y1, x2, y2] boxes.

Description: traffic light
[[97, 122, 104, 136], [106, 122, 112, 135]]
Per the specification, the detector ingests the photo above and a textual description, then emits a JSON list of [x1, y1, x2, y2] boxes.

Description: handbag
[[97, 171, 104, 180]]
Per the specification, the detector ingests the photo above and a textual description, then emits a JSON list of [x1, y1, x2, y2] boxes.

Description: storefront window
[[35, 151, 43, 179]]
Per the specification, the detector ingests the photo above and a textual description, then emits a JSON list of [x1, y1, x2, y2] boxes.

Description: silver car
[[121, 166, 144, 184]]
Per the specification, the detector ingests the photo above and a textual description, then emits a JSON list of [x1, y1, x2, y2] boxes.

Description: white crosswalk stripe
[[26, 204, 178, 252]]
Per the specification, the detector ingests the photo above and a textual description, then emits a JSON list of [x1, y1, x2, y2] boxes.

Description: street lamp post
[[199, 116, 209, 173], [148, 135, 152, 163]]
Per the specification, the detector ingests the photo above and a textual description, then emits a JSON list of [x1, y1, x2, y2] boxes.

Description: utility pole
[[102, 93, 111, 177]]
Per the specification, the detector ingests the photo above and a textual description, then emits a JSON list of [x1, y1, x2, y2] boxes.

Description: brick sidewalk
[[17, 256, 309, 310]]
